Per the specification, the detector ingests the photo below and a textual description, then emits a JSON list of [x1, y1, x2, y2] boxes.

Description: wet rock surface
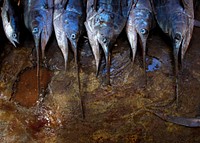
[[0, 13, 200, 143]]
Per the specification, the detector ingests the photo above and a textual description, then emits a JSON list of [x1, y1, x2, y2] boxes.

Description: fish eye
[[175, 33, 182, 41], [71, 34, 76, 40], [44, 4, 48, 9], [114, 25, 118, 30], [32, 27, 39, 34], [99, 16, 103, 21], [12, 33, 17, 38], [65, 20, 68, 24], [140, 29, 148, 35], [110, 14, 114, 19], [103, 37, 107, 43]]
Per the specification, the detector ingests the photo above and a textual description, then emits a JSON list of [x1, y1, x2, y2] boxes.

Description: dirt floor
[[1, 8, 200, 143]]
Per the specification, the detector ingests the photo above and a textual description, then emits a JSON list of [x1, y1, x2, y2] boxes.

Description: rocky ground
[[1, 7, 200, 143]]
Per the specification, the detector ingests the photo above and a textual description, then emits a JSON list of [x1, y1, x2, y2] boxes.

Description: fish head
[[64, 13, 83, 51], [135, 11, 153, 42], [171, 16, 188, 52], [3, 18, 20, 47], [171, 16, 188, 75], [94, 12, 124, 50], [97, 27, 113, 50], [29, 10, 43, 42], [172, 32, 183, 51]]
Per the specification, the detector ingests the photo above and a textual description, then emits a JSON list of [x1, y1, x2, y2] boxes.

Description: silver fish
[[1, 0, 20, 47], [53, 0, 85, 70], [151, 0, 194, 105], [126, 0, 154, 79], [85, 0, 133, 85], [23, 0, 53, 94], [53, 0, 85, 118]]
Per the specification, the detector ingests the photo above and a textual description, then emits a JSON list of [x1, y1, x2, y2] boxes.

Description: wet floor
[[1, 10, 200, 143]]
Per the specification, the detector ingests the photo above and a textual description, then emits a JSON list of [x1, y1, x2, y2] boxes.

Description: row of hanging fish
[[1, 0, 200, 127]]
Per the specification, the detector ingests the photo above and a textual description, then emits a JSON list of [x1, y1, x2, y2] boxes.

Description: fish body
[[151, 0, 194, 104], [24, 0, 53, 94], [126, 0, 154, 76], [64, 0, 85, 59], [24, 0, 53, 58], [54, 0, 85, 70], [85, 0, 133, 84], [1, 0, 20, 47], [53, 0, 85, 118]]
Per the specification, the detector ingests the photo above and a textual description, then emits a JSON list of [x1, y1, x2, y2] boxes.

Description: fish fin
[[86, 0, 97, 19], [181, 0, 194, 18], [101, 44, 111, 85], [85, 21, 100, 76], [194, 19, 200, 27], [5, 10, 10, 22], [93, 0, 97, 11], [61, 38, 69, 71], [151, 110, 200, 127], [63, 0, 69, 10], [181, 18, 194, 62], [126, 26, 137, 63], [149, 0, 156, 15]]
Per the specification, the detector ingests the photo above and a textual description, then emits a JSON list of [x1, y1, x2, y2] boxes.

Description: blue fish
[[23, 0, 53, 94]]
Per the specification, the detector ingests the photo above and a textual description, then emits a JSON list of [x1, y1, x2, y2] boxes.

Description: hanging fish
[[85, 0, 133, 85], [151, 0, 194, 105], [1, 0, 20, 47], [54, 0, 85, 71], [126, 0, 154, 80], [53, 0, 85, 118], [23, 0, 53, 94]]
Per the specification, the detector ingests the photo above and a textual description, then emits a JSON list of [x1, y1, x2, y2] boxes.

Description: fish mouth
[[10, 38, 19, 47]]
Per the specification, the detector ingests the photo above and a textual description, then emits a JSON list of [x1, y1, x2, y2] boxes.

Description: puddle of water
[[11, 67, 53, 108], [146, 57, 161, 72]]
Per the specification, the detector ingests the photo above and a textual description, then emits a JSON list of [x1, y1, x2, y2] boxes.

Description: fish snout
[[10, 31, 19, 45], [98, 35, 111, 48], [173, 32, 183, 50], [174, 32, 182, 43]]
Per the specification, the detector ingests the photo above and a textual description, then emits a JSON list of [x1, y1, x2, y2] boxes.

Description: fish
[[126, 0, 154, 81], [85, 0, 133, 85], [63, 0, 85, 71], [1, 0, 20, 47], [151, 0, 194, 105], [54, 0, 85, 71], [53, 0, 68, 70], [53, 0, 85, 118], [23, 0, 53, 94]]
